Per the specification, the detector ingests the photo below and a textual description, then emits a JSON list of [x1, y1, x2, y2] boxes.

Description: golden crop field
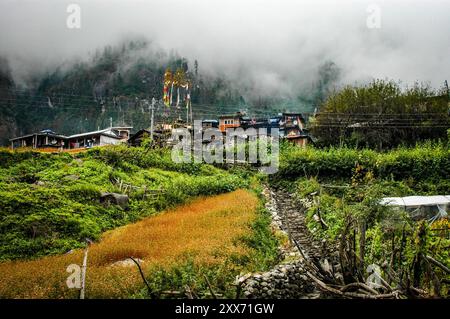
[[0, 189, 258, 298]]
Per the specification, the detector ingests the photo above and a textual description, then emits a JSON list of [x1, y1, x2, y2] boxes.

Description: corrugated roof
[[9, 132, 67, 141], [10, 126, 132, 142], [68, 129, 119, 139]]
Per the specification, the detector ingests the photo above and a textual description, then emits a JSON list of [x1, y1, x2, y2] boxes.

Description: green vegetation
[[1, 137, 449, 298], [0, 41, 341, 145], [274, 142, 450, 297], [310, 79, 449, 148], [0, 40, 252, 142], [278, 142, 450, 190], [0, 189, 279, 299], [0, 145, 248, 261]]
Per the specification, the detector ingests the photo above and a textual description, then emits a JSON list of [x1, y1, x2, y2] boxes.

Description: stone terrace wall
[[240, 187, 318, 299]]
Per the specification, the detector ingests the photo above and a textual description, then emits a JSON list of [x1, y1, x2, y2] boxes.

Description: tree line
[[310, 79, 450, 149]]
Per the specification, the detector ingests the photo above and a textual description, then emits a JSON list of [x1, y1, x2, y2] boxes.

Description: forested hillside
[[0, 40, 337, 145]]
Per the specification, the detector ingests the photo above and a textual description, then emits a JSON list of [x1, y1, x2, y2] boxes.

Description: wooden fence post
[[79, 240, 90, 299]]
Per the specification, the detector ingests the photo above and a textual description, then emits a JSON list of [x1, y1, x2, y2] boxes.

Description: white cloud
[[0, 0, 449, 92]]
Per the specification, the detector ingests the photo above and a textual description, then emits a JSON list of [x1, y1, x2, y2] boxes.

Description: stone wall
[[240, 187, 319, 299], [242, 261, 316, 299]]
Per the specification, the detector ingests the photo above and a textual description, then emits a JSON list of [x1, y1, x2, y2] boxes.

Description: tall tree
[[310, 80, 450, 148]]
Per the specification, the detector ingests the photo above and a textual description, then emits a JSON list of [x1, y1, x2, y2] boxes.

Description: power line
[[0, 100, 445, 117]]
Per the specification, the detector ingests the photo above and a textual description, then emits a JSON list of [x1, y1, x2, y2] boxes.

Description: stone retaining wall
[[240, 188, 318, 299], [242, 261, 316, 298]]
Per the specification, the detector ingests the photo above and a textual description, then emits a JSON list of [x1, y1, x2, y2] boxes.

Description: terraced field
[[0, 189, 267, 298]]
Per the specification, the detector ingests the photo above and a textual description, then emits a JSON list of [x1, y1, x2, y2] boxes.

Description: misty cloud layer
[[0, 0, 449, 94]]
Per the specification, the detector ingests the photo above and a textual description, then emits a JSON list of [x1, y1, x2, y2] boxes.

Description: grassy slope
[[0, 189, 278, 298], [0, 146, 247, 260]]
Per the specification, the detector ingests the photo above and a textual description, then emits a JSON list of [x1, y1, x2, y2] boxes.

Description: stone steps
[[241, 186, 336, 299]]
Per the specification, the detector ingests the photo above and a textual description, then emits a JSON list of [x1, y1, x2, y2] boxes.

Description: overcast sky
[[0, 0, 449, 93]]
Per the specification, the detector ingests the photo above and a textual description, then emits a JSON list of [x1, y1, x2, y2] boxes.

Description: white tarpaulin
[[380, 195, 450, 207], [380, 195, 450, 222]]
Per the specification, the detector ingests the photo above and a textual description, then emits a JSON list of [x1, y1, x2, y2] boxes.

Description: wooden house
[[9, 129, 66, 149], [219, 112, 244, 132], [128, 129, 165, 147], [66, 126, 131, 149], [10, 126, 132, 150], [279, 112, 309, 147], [201, 120, 219, 130]]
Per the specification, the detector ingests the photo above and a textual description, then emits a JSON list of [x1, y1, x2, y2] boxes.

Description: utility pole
[[150, 97, 155, 140], [445, 80, 449, 98], [189, 100, 193, 125], [186, 102, 189, 125]]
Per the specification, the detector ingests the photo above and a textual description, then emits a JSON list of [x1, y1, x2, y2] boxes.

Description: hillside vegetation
[[278, 142, 450, 188], [0, 40, 341, 145], [0, 145, 248, 261], [272, 142, 450, 297], [310, 80, 449, 148], [0, 190, 278, 298], [1, 137, 449, 298]]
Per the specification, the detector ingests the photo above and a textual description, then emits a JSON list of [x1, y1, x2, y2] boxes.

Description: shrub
[[65, 184, 101, 202], [0, 145, 252, 260], [277, 143, 449, 183]]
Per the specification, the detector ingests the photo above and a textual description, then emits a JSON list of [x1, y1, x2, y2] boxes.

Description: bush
[[277, 143, 449, 183], [65, 184, 101, 202], [0, 146, 251, 261]]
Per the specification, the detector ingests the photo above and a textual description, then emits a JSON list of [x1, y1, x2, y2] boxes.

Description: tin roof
[[9, 126, 132, 142]]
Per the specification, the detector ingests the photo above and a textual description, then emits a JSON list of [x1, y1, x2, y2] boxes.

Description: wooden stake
[[130, 257, 153, 298], [203, 275, 217, 299], [80, 244, 89, 299]]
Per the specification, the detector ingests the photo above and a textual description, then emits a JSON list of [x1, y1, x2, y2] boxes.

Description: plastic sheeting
[[380, 195, 450, 223], [380, 195, 450, 207]]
